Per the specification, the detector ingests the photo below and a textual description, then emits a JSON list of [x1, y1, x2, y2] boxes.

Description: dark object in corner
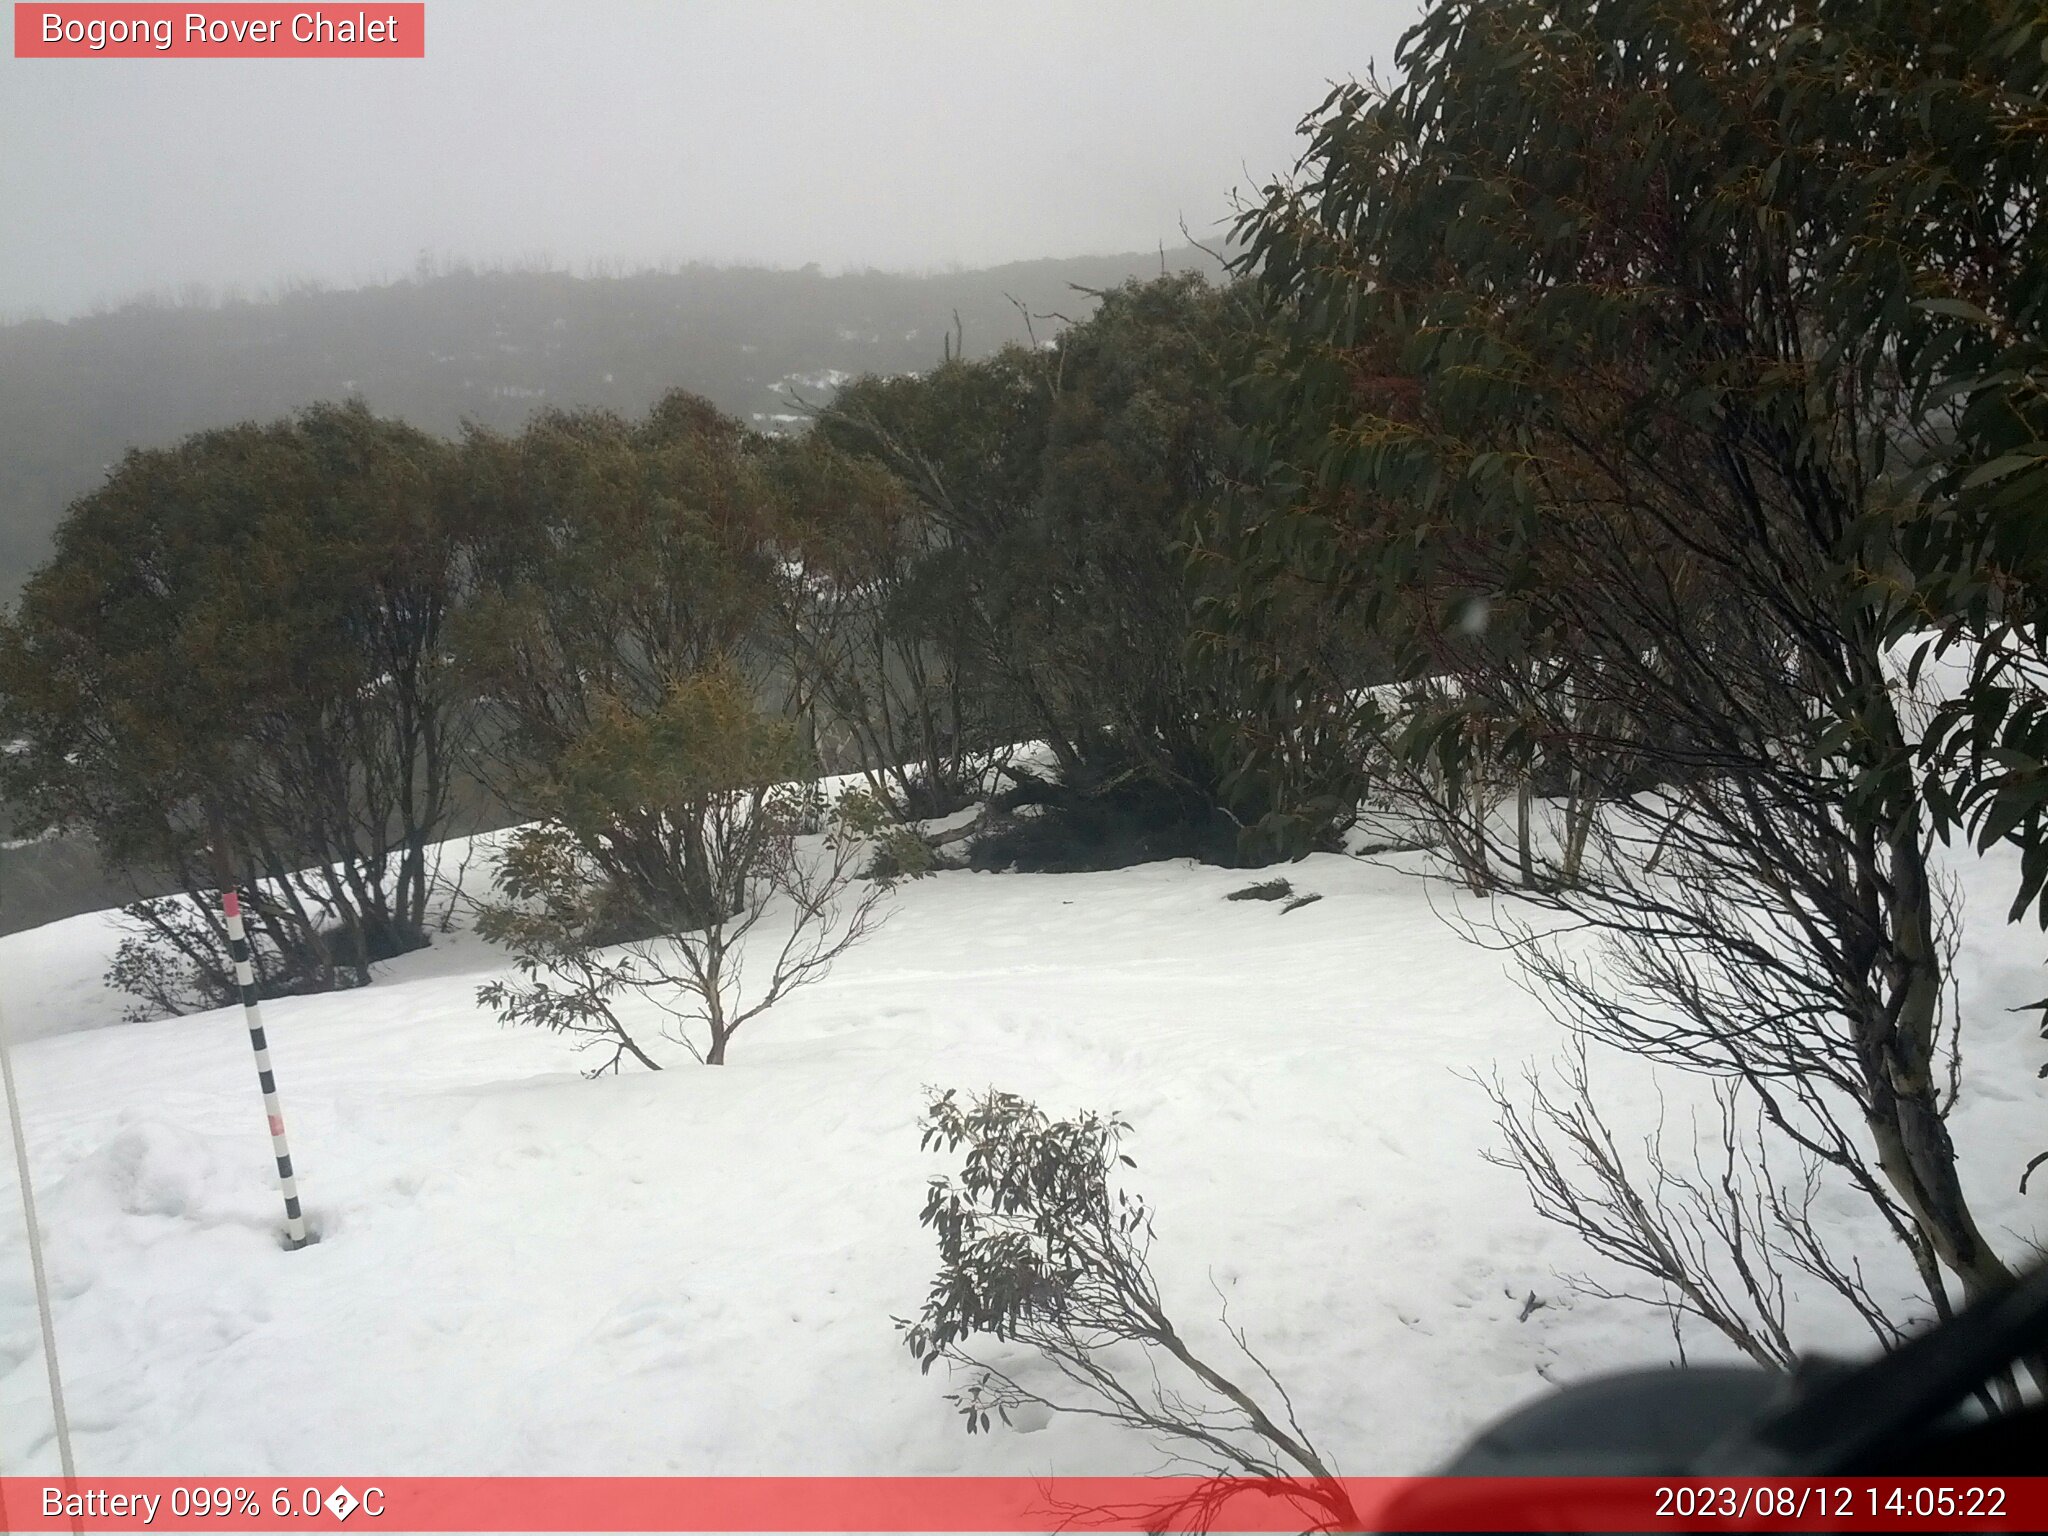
[[1381, 1261, 2048, 1532]]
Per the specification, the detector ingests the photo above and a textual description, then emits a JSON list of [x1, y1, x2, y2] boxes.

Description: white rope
[[0, 985, 78, 1484]]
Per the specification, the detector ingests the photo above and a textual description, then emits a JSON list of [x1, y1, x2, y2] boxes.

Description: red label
[[0, 1477, 2042, 1532], [14, 4, 425, 57]]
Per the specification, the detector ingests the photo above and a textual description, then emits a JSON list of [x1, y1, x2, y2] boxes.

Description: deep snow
[[0, 831, 2041, 1478]]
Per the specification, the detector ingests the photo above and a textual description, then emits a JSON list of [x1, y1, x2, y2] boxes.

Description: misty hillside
[[0, 246, 1222, 605]]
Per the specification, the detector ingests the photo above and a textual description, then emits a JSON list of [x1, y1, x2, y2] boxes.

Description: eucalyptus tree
[[0, 402, 469, 1009], [1226, 0, 2043, 1347]]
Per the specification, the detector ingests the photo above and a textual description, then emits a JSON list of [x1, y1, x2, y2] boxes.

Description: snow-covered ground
[[0, 829, 2041, 1477]]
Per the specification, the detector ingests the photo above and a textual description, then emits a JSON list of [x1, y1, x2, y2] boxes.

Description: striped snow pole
[[222, 889, 308, 1249]]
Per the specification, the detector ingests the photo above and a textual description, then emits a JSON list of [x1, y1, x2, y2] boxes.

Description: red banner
[[13, 5, 424, 57], [1, 1476, 2043, 1532]]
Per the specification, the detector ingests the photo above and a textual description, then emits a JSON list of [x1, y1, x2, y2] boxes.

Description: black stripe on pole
[[218, 880, 307, 1250], [229, 935, 250, 964]]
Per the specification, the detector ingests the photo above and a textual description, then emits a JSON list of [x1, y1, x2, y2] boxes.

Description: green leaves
[[1, 402, 460, 899], [1915, 296, 1996, 326], [549, 661, 804, 839], [451, 391, 788, 793], [903, 1087, 1143, 1373], [1958, 452, 2043, 491], [1213, 0, 2048, 923]]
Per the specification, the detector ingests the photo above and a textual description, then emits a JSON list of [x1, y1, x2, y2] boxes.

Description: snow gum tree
[[817, 275, 1368, 863], [456, 395, 890, 1067], [450, 389, 788, 893], [450, 390, 786, 793], [766, 429, 1007, 819], [0, 402, 470, 1010], [1221, 0, 2046, 1356]]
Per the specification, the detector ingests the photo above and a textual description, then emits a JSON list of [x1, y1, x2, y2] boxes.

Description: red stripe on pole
[[267, 1114, 284, 1137], [2, 1477, 2043, 1532], [222, 890, 240, 918]]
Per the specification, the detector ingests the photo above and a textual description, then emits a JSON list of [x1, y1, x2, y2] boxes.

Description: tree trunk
[[1867, 817, 2015, 1304], [1516, 775, 1535, 887], [1560, 766, 1596, 887]]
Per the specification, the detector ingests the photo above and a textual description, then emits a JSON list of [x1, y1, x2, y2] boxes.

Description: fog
[[0, 1, 1416, 321]]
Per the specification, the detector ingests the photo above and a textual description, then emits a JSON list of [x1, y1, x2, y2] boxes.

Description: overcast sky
[[0, 1, 1416, 321]]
